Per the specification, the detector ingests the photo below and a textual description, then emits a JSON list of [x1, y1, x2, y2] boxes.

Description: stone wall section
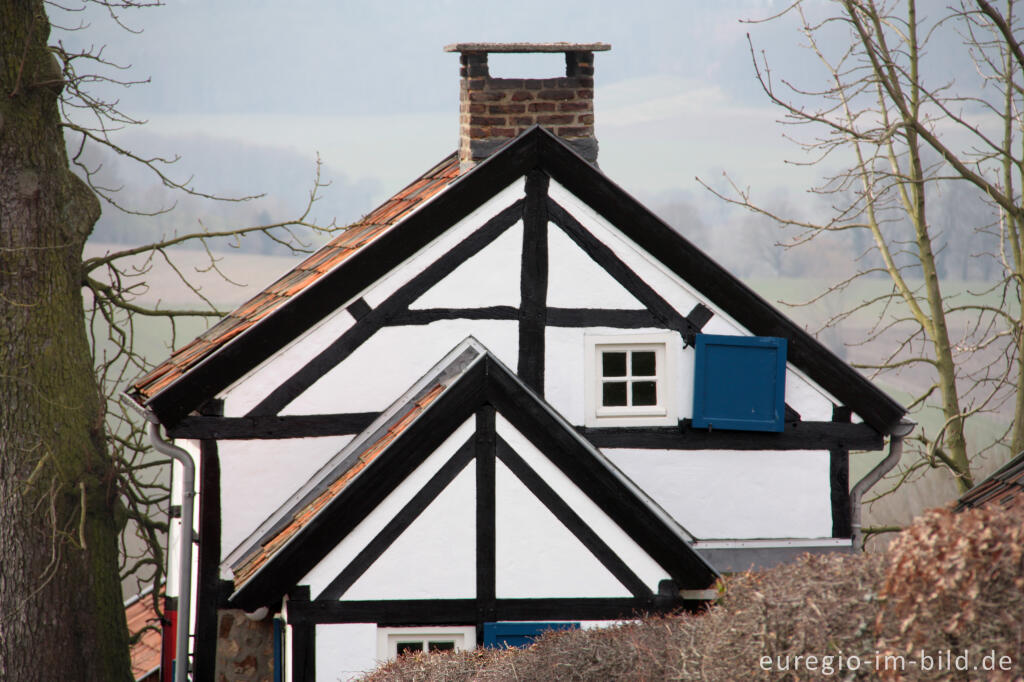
[[214, 609, 274, 682]]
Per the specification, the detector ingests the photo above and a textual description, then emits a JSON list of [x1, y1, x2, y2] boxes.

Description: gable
[[132, 126, 904, 436], [226, 340, 717, 612]]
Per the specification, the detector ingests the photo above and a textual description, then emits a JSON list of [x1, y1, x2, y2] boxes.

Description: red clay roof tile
[[956, 452, 1024, 512], [125, 592, 162, 681]]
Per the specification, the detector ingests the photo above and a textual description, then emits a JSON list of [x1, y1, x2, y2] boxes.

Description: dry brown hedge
[[362, 504, 1024, 681]]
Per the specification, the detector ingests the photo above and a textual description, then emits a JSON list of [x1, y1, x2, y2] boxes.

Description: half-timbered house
[[126, 43, 909, 681]]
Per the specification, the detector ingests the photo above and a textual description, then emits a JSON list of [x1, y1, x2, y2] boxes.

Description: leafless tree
[[702, 0, 1024, 501], [1, 1, 342, 678]]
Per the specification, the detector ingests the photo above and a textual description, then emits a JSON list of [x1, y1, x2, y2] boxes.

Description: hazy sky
[[56, 1, 860, 207]]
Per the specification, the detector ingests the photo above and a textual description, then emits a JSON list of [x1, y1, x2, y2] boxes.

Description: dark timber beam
[[285, 597, 688, 626], [518, 170, 549, 391], [385, 306, 663, 328], [831, 405, 853, 538], [475, 405, 497, 642], [169, 414, 881, 451], [192, 399, 223, 682], [578, 420, 884, 451], [168, 413, 379, 439]]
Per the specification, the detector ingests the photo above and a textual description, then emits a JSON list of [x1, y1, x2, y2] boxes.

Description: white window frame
[[376, 625, 476, 662], [584, 332, 678, 427]]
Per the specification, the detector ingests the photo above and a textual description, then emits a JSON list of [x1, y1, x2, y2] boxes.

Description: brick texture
[[457, 50, 599, 165]]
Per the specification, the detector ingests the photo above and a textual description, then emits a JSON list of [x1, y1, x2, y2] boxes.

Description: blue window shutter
[[482, 622, 579, 648], [692, 334, 787, 432]]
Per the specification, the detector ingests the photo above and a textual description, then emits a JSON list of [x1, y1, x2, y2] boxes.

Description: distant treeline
[[78, 131, 380, 256], [653, 175, 1002, 284]]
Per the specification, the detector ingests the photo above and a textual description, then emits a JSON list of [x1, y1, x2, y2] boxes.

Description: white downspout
[[147, 420, 195, 682], [849, 420, 915, 550]]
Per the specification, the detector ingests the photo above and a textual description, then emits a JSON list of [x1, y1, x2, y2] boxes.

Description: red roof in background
[[128, 153, 462, 404], [125, 591, 163, 681], [955, 451, 1024, 512]]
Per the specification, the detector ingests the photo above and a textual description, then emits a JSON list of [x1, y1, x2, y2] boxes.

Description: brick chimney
[[444, 42, 611, 168]]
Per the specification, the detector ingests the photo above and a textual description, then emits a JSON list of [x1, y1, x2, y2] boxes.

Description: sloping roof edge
[[127, 152, 463, 417]]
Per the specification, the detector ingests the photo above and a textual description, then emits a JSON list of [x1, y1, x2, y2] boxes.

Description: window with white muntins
[[584, 332, 678, 427], [376, 626, 476, 661]]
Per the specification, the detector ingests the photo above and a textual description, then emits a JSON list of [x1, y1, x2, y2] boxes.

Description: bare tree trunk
[[0, 1, 132, 679], [900, 1, 970, 489]]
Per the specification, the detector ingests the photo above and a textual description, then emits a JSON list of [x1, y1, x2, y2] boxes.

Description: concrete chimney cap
[[444, 42, 610, 53]]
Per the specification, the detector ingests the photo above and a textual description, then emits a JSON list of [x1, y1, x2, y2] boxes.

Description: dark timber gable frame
[[133, 127, 904, 449], [226, 340, 718, 629]]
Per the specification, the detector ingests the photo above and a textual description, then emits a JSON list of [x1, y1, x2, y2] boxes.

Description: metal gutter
[[123, 394, 195, 682], [850, 420, 915, 550], [146, 420, 195, 682]]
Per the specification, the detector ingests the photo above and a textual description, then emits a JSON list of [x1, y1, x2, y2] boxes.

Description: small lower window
[[584, 332, 678, 427], [394, 639, 455, 655], [377, 626, 475, 661]]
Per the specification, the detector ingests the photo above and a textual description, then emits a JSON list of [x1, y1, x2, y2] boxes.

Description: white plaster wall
[[545, 327, 691, 426], [580, 620, 621, 630], [544, 326, 588, 425], [604, 449, 833, 539], [315, 623, 378, 682], [698, 314, 744, 337], [548, 179, 840, 421], [343, 464, 476, 600], [218, 309, 356, 417], [364, 178, 526, 308], [495, 460, 632, 598], [281, 321, 517, 416], [301, 419, 475, 598], [784, 370, 834, 421], [546, 224, 645, 309], [496, 416, 670, 591], [410, 221, 523, 309], [218, 435, 353, 563]]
